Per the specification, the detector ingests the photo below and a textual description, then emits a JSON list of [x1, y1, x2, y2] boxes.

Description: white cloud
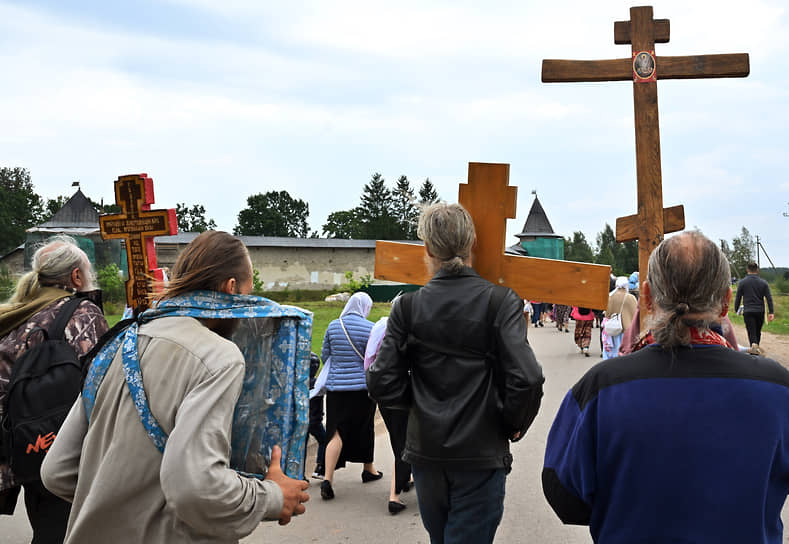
[[2, 0, 788, 265]]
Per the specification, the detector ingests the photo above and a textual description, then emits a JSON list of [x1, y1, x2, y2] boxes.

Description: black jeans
[[23, 479, 70, 544], [743, 311, 765, 345]]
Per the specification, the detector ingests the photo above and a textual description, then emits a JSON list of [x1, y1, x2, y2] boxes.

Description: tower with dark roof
[[506, 193, 564, 259]]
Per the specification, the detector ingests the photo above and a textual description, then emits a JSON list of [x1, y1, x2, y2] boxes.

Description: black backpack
[[1, 297, 86, 482]]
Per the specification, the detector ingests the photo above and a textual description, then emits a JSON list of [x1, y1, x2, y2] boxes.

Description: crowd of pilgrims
[[1, 220, 785, 544], [308, 265, 742, 513]]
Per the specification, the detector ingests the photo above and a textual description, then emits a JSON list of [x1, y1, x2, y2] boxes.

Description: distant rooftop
[[35, 189, 100, 230], [515, 195, 561, 239]]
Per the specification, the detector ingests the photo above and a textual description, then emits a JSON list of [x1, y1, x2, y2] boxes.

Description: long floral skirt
[[574, 320, 593, 349]]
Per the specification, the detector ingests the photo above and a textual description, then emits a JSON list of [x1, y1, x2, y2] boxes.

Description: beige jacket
[[606, 290, 638, 336], [41, 316, 283, 544]]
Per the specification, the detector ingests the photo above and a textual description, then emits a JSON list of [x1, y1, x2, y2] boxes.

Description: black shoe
[[402, 480, 414, 492], [362, 470, 383, 483], [388, 500, 407, 515], [320, 480, 334, 500]]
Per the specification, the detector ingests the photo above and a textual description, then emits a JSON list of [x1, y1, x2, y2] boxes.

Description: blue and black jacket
[[543, 343, 789, 543]]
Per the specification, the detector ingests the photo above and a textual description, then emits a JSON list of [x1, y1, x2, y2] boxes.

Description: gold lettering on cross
[[99, 174, 177, 311]]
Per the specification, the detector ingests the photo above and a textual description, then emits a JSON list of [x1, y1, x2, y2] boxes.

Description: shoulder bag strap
[[339, 317, 365, 362], [48, 296, 85, 341]]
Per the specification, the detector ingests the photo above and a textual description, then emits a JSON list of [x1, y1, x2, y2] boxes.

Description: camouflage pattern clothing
[[0, 295, 108, 492]]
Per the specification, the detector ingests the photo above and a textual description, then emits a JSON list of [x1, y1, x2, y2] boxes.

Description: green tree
[[0, 167, 45, 256], [594, 224, 638, 275], [729, 226, 755, 278], [616, 240, 639, 276], [96, 263, 126, 305], [358, 173, 399, 239], [595, 224, 618, 266], [720, 239, 732, 262], [322, 209, 362, 239], [234, 191, 310, 237], [391, 175, 419, 239], [87, 197, 121, 215], [43, 195, 70, 221], [418, 177, 439, 205], [176, 203, 217, 233], [564, 231, 595, 263]]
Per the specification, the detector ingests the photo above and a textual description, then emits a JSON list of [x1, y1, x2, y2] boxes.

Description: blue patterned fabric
[[82, 290, 312, 479]]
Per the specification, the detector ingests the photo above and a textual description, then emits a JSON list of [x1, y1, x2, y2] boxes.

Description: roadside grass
[[297, 301, 391, 356], [728, 291, 789, 335]]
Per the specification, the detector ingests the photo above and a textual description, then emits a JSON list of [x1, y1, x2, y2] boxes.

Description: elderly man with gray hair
[[368, 202, 544, 544], [543, 231, 789, 544], [0, 235, 108, 543]]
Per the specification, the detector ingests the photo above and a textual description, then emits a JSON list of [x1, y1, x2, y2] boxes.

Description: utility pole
[[755, 235, 776, 271]]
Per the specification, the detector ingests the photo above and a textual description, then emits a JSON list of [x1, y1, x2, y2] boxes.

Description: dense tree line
[[319, 174, 438, 240], [0, 167, 764, 280], [563, 224, 639, 277], [563, 224, 760, 279]]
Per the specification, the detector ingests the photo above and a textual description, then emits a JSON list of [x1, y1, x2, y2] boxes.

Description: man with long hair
[[41, 231, 308, 544], [544, 232, 789, 543]]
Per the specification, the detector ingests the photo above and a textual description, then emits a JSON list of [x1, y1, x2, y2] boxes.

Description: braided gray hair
[[645, 231, 730, 348], [417, 202, 475, 275]]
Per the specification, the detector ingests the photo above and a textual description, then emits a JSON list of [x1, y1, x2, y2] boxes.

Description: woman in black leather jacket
[[367, 202, 544, 544]]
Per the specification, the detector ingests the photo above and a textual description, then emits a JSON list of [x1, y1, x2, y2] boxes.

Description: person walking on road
[[368, 202, 544, 544], [544, 231, 789, 544], [734, 261, 775, 355]]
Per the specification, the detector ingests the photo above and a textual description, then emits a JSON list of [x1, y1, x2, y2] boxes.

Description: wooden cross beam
[[99, 174, 177, 311], [542, 5, 749, 325], [375, 162, 611, 310]]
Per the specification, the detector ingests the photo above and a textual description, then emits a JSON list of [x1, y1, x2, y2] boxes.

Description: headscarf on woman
[[611, 276, 629, 296], [341, 292, 373, 319]]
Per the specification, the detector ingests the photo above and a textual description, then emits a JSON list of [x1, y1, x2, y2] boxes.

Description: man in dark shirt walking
[[734, 262, 775, 355]]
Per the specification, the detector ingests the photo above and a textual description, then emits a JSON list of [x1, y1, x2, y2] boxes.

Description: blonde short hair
[[417, 202, 475, 274]]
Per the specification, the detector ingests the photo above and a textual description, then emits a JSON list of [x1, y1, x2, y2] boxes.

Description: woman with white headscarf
[[602, 276, 638, 360], [319, 292, 380, 500]]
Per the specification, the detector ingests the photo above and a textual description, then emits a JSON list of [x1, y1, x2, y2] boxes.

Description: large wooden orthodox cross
[[99, 174, 177, 311], [542, 5, 749, 322], [375, 162, 611, 309]]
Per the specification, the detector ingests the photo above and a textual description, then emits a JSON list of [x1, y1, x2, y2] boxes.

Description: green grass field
[[296, 301, 392, 356]]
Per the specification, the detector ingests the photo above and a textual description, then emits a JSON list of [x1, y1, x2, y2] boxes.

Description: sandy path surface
[[730, 323, 789, 365]]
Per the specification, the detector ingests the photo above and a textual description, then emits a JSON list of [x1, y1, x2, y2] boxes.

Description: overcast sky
[[2, 0, 787, 267]]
